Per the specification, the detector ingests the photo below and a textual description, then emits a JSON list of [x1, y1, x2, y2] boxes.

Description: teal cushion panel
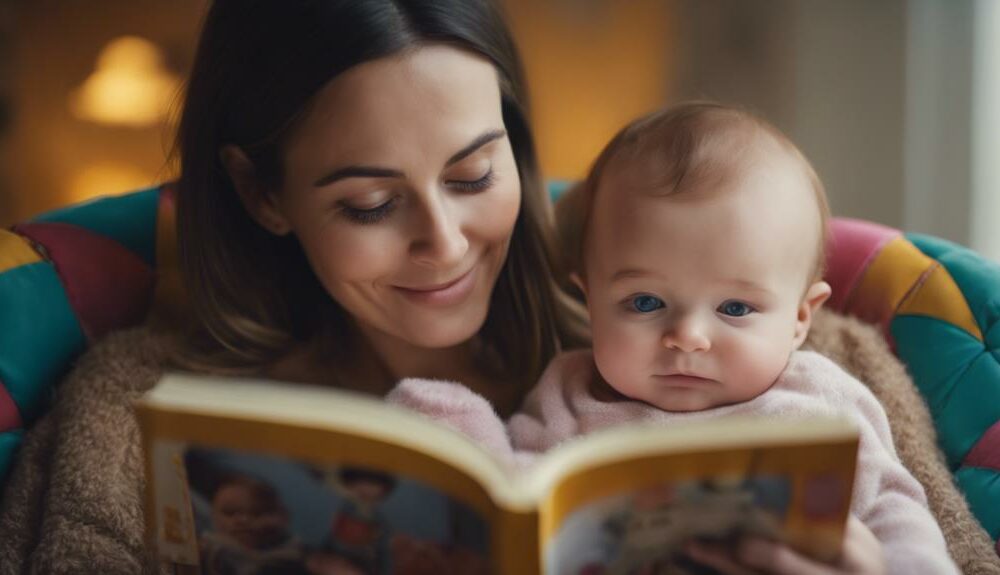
[[892, 315, 1000, 469], [0, 261, 86, 423], [31, 186, 161, 266], [899, 233, 1000, 550], [548, 180, 573, 202]]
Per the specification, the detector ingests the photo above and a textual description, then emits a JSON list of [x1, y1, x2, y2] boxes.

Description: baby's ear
[[792, 281, 832, 349]]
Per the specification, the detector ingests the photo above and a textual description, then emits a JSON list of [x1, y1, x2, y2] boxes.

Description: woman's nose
[[410, 192, 469, 268], [661, 314, 711, 352]]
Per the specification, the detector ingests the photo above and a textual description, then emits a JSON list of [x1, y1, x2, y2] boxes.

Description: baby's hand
[[684, 515, 885, 575]]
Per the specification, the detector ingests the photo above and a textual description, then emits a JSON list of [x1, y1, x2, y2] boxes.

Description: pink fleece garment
[[387, 350, 958, 574]]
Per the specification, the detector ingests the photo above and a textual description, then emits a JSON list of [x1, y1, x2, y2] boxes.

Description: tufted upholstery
[[824, 218, 1000, 549], [1, 184, 998, 553]]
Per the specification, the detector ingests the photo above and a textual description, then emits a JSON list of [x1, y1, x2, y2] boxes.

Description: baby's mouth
[[652, 373, 715, 387]]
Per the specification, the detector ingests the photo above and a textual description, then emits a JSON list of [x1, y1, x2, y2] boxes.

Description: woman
[[174, 0, 586, 413], [0, 1, 583, 573]]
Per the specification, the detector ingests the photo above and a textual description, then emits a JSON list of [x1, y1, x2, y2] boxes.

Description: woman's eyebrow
[[313, 129, 507, 188], [444, 128, 506, 167], [313, 165, 404, 188]]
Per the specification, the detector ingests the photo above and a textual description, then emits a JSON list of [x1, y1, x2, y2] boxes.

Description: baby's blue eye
[[631, 295, 665, 313], [719, 300, 754, 317]]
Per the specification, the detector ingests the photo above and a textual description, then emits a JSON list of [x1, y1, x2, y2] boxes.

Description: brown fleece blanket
[[0, 311, 997, 574], [805, 310, 999, 574]]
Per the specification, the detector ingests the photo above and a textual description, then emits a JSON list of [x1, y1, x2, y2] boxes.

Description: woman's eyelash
[[447, 169, 495, 192], [338, 171, 493, 224], [340, 198, 397, 225]]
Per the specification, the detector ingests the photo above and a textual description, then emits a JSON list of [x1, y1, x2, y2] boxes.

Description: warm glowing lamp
[[69, 36, 180, 127]]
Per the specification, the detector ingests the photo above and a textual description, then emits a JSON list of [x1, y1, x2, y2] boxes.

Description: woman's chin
[[402, 324, 482, 350], [391, 312, 486, 349]]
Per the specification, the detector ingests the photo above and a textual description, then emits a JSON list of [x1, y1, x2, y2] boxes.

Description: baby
[[388, 102, 956, 574]]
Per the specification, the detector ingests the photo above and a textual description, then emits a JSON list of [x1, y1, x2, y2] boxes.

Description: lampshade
[[69, 36, 180, 128]]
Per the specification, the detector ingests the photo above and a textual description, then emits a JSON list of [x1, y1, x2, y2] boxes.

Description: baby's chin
[[640, 390, 724, 413]]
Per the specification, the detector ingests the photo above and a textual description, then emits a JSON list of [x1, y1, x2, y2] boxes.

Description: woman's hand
[[683, 515, 886, 575]]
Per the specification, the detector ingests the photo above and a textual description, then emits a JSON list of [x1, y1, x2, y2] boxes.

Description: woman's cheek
[[475, 179, 521, 244], [304, 225, 402, 284]]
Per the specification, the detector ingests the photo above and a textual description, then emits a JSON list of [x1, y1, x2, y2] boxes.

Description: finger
[[684, 542, 759, 575], [848, 515, 881, 553], [840, 516, 885, 573], [737, 538, 833, 575]]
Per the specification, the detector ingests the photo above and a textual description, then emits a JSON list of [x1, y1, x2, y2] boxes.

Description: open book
[[137, 372, 860, 575]]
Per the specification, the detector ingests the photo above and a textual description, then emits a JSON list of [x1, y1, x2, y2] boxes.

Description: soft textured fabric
[[5, 185, 998, 549], [807, 310, 1000, 572], [394, 351, 958, 574], [0, 186, 163, 486], [525, 349, 959, 574], [1, 312, 998, 574], [823, 218, 1000, 547], [390, 310, 1000, 574], [0, 328, 170, 575]]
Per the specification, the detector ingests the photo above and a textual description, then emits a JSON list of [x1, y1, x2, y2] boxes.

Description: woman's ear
[[570, 272, 588, 298], [792, 280, 832, 349], [219, 145, 292, 236]]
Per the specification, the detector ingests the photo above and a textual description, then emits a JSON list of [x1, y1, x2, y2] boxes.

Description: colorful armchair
[[1, 184, 998, 554]]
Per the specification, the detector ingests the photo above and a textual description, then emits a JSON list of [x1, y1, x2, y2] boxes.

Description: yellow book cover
[[136, 372, 859, 575]]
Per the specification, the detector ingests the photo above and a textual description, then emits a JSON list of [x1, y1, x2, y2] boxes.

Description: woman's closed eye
[[339, 196, 398, 225], [717, 300, 756, 317], [338, 167, 495, 225], [445, 168, 495, 192]]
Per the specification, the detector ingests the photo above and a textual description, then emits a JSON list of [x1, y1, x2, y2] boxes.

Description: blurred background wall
[[0, 0, 997, 261], [0, 0, 202, 225]]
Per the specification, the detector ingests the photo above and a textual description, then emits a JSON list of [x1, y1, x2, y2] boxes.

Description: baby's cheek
[[731, 336, 792, 395], [592, 320, 649, 390]]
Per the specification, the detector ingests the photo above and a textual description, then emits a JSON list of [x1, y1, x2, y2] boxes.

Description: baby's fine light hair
[[558, 102, 830, 287]]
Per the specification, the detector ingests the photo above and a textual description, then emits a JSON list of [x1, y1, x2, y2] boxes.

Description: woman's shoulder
[[57, 324, 175, 403], [0, 325, 176, 574]]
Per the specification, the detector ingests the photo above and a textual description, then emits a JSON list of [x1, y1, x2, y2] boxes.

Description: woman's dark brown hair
[[174, 0, 587, 384]]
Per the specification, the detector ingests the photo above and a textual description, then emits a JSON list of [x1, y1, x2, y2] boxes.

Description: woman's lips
[[394, 266, 477, 307]]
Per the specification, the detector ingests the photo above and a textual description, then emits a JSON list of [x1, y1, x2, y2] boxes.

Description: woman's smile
[[393, 263, 479, 307]]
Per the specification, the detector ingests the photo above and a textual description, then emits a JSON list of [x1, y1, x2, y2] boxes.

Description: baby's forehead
[[597, 122, 800, 201], [588, 153, 822, 284]]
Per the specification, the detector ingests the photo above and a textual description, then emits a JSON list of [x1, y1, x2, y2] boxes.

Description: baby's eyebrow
[[720, 277, 773, 294], [609, 268, 657, 283]]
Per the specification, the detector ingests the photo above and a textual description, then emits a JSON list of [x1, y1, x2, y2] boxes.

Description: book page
[[138, 375, 540, 575], [530, 419, 858, 574], [150, 441, 495, 574]]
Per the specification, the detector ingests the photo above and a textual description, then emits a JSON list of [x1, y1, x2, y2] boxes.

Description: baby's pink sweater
[[387, 349, 957, 574]]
